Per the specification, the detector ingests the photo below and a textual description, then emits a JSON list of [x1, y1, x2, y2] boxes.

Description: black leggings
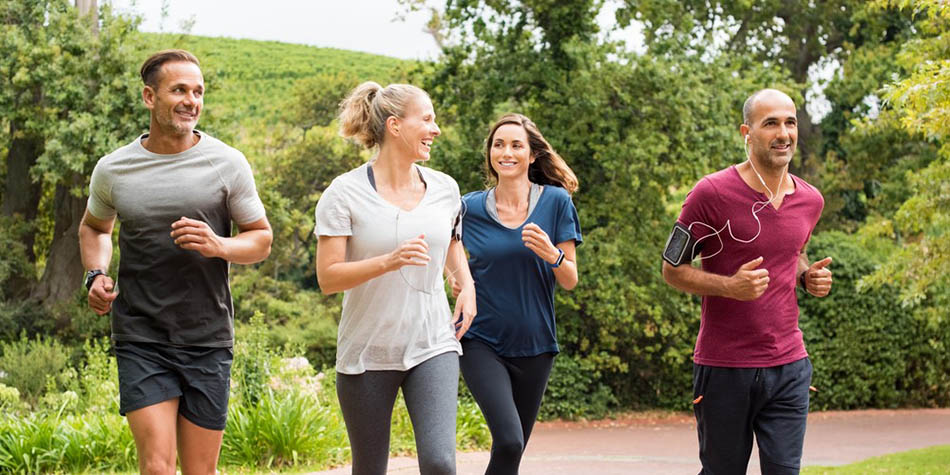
[[459, 339, 555, 475]]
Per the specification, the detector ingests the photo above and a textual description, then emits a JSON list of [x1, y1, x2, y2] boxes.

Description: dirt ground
[[311, 408, 950, 474]]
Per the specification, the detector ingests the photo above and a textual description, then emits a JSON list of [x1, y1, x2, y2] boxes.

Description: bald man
[[662, 89, 833, 474]]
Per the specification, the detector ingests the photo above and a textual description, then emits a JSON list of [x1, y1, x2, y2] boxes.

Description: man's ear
[[142, 86, 156, 110], [739, 123, 750, 141]]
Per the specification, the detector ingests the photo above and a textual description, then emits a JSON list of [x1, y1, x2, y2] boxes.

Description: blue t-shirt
[[461, 185, 583, 357]]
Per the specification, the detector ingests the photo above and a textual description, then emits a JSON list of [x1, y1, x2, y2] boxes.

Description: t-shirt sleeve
[[228, 153, 267, 225], [86, 160, 116, 220], [677, 177, 720, 241], [555, 189, 583, 246], [314, 179, 352, 237]]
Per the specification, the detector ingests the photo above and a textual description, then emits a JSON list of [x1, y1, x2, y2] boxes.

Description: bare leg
[[178, 414, 224, 475], [127, 398, 179, 475]]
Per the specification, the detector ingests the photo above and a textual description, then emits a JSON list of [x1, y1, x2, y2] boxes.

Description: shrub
[[800, 231, 950, 409], [0, 334, 70, 407], [540, 353, 617, 420]]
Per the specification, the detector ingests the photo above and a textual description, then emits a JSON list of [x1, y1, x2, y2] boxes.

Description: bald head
[[743, 89, 796, 125]]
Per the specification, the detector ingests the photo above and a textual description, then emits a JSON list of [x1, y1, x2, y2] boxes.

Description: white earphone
[[686, 133, 786, 260]]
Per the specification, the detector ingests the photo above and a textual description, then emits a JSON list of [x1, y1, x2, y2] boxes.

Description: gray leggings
[[337, 351, 459, 475]]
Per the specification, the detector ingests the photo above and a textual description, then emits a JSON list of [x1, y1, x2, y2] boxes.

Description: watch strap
[[551, 248, 565, 268], [85, 269, 106, 291]]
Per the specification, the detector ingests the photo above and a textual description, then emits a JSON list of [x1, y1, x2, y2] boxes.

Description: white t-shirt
[[314, 161, 463, 374]]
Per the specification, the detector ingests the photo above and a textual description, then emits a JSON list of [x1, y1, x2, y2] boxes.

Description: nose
[[431, 121, 441, 136], [777, 123, 790, 140]]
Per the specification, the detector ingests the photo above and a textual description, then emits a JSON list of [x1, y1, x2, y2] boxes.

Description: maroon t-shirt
[[676, 166, 824, 367]]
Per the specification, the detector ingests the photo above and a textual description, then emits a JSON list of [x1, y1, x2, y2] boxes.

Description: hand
[[171, 217, 225, 259], [522, 223, 559, 264], [452, 283, 477, 339], [388, 234, 430, 271], [728, 256, 769, 301], [88, 274, 118, 315], [803, 257, 833, 297], [448, 274, 462, 299]]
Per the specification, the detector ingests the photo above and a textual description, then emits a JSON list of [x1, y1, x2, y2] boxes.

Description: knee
[[140, 455, 176, 475], [492, 435, 525, 463], [418, 451, 456, 475]]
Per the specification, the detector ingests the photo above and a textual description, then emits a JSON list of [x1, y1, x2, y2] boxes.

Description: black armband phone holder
[[662, 222, 701, 266]]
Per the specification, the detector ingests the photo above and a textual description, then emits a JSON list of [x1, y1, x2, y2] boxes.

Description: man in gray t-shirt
[[79, 49, 271, 474]]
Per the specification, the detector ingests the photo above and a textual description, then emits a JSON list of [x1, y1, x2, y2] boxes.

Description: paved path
[[311, 408, 950, 474]]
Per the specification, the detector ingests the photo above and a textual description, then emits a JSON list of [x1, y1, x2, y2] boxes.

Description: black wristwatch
[[84, 269, 106, 291], [798, 271, 808, 290]]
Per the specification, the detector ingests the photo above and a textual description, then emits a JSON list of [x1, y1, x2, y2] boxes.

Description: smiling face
[[741, 90, 798, 170], [489, 123, 534, 181], [392, 93, 440, 161], [143, 61, 204, 138]]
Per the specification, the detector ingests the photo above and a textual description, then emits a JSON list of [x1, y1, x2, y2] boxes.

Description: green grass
[[137, 33, 409, 140], [803, 445, 950, 474]]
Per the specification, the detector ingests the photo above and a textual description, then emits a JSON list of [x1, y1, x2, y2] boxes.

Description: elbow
[[260, 232, 274, 260], [316, 274, 339, 296], [559, 275, 578, 291]]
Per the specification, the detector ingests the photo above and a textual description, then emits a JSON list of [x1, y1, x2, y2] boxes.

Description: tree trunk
[[31, 175, 86, 303], [1, 124, 43, 299], [2, 130, 43, 259], [76, 0, 98, 33]]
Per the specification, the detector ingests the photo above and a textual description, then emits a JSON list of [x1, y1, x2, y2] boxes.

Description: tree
[[618, 0, 918, 176], [0, 1, 144, 306], [858, 0, 949, 310]]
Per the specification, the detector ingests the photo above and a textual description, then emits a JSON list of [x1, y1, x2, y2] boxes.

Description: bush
[[231, 269, 340, 369], [540, 354, 617, 420], [0, 334, 70, 407], [800, 231, 950, 409]]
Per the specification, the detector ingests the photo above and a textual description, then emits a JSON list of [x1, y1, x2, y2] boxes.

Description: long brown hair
[[484, 114, 578, 193]]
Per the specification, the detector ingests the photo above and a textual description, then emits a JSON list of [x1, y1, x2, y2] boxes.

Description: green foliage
[[799, 231, 950, 409], [232, 272, 340, 369], [0, 334, 70, 407], [222, 386, 348, 469], [540, 354, 617, 420], [0, 412, 136, 473]]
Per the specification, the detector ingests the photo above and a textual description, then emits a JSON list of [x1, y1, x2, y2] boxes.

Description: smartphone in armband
[[662, 222, 700, 266]]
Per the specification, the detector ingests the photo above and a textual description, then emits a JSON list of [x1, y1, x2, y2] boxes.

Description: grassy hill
[[138, 33, 411, 142]]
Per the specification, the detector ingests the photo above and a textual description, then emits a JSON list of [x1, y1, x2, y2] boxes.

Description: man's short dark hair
[[140, 49, 200, 88]]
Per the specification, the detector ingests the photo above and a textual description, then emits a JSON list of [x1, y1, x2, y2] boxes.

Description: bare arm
[[79, 210, 118, 315], [315, 233, 430, 295], [551, 240, 578, 290], [445, 239, 477, 339], [522, 223, 579, 290], [662, 256, 770, 301], [170, 216, 273, 265]]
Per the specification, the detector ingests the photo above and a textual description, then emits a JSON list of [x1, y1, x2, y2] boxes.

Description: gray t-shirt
[[87, 131, 266, 347], [314, 161, 463, 374]]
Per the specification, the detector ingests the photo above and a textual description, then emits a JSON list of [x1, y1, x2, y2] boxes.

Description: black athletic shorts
[[115, 341, 233, 430]]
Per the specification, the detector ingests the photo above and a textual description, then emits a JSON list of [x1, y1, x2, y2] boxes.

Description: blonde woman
[[314, 82, 476, 475], [456, 114, 581, 474]]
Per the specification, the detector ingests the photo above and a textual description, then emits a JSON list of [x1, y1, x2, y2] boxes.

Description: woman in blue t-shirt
[[455, 113, 582, 474]]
